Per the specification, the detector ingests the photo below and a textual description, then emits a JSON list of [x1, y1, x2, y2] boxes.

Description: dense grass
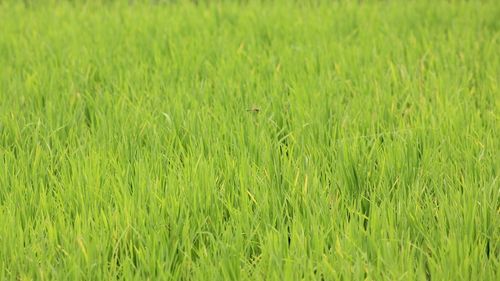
[[0, 0, 499, 280]]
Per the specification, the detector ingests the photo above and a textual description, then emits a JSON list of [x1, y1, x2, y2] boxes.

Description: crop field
[[0, 0, 499, 280]]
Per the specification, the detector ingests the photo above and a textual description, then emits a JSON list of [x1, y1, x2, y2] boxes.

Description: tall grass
[[0, 0, 498, 280]]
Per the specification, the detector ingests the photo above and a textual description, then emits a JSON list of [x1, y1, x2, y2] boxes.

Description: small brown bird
[[246, 106, 260, 113]]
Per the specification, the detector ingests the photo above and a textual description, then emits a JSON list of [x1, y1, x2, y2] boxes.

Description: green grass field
[[0, 0, 499, 280]]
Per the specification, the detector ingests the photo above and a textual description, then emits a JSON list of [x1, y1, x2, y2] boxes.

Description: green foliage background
[[0, 0, 498, 280]]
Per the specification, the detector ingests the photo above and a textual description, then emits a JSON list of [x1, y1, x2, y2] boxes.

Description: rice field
[[0, 0, 499, 280]]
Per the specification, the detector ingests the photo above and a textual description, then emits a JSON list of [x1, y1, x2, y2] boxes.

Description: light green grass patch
[[0, 0, 498, 280]]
